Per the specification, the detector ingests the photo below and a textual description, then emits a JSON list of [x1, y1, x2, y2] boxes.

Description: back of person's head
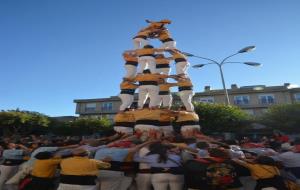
[[196, 141, 209, 149], [148, 142, 168, 163], [209, 148, 229, 159], [72, 148, 89, 157], [35, 151, 53, 160], [184, 138, 196, 145], [256, 156, 276, 166], [143, 69, 151, 74], [143, 45, 154, 49]]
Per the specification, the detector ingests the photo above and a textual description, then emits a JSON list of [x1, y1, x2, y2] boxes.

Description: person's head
[[184, 138, 196, 145], [148, 142, 168, 163], [143, 45, 154, 49], [196, 141, 209, 150], [143, 69, 151, 74], [35, 151, 54, 160], [255, 156, 276, 166], [209, 148, 230, 159], [72, 148, 89, 157]]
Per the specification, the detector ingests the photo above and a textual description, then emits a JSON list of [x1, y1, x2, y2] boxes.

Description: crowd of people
[[0, 132, 300, 190], [1, 19, 299, 190]]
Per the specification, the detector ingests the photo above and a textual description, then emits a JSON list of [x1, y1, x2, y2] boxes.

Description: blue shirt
[[134, 153, 181, 168], [94, 147, 129, 162], [2, 149, 24, 160]]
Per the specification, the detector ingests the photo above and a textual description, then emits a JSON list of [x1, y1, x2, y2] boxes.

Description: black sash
[[159, 91, 170, 95], [156, 64, 170, 69], [139, 54, 155, 57], [60, 174, 97, 185], [139, 81, 158, 86], [177, 120, 199, 126], [151, 167, 183, 175], [120, 89, 135, 95], [133, 35, 147, 39], [179, 86, 193, 91], [161, 38, 174, 43], [136, 120, 159, 125], [175, 58, 187, 63], [125, 61, 138, 66]]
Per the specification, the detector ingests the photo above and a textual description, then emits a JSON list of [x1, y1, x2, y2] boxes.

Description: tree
[[0, 110, 50, 135], [193, 102, 250, 133], [259, 103, 300, 133]]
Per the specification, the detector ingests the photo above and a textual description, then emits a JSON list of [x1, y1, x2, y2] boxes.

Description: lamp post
[[186, 46, 261, 105]]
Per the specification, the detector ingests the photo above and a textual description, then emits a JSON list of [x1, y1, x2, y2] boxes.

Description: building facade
[[74, 83, 300, 120]]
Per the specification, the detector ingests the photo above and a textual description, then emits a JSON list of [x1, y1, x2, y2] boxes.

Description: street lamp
[[186, 46, 261, 105]]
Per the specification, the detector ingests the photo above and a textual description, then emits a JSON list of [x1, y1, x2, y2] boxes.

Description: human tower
[[114, 19, 200, 138]]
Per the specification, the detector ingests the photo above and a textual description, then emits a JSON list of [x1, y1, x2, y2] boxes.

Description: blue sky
[[1, 0, 300, 116]]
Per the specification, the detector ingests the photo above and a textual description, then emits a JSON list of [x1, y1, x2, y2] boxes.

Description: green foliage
[[259, 103, 300, 132], [194, 102, 250, 133], [0, 110, 50, 135], [0, 109, 113, 136]]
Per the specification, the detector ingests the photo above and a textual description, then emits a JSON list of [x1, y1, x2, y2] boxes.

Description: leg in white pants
[[151, 173, 184, 190], [114, 126, 133, 135], [57, 183, 98, 190], [138, 86, 149, 108], [138, 56, 156, 73], [160, 94, 172, 108], [124, 65, 137, 78], [161, 125, 174, 137], [161, 41, 176, 49], [133, 38, 149, 49], [147, 85, 160, 108], [135, 173, 152, 190], [119, 94, 134, 111], [98, 170, 130, 190], [179, 90, 194, 111], [0, 165, 19, 190], [176, 61, 190, 75], [156, 68, 170, 75]]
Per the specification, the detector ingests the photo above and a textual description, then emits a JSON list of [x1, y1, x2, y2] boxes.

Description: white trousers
[[161, 125, 174, 136], [161, 41, 176, 49], [181, 125, 200, 132], [119, 94, 134, 111], [135, 124, 158, 132], [178, 90, 194, 111], [124, 65, 137, 78], [57, 183, 98, 190], [98, 170, 132, 190], [156, 68, 170, 75], [138, 56, 156, 73], [114, 126, 133, 135], [175, 61, 190, 75], [138, 85, 159, 108], [151, 173, 184, 190], [133, 38, 149, 49], [159, 94, 172, 108], [135, 173, 152, 190], [0, 165, 19, 190]]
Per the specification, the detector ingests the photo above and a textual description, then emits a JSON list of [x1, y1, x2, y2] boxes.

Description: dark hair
[[143, 45, 154, 49], [147, 142, 168, 163], [256, 156, 276, 166], [35, 151, 53, 160], [143, 69, 151, 74], [196, 141, 209, 149], [209, 148, 229, 159], [184, 138, 196, 145]]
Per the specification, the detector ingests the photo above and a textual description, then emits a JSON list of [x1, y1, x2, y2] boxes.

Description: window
[[101, 102, 113, 111], [85, 103, 96, 112], [295, 93, 300, 102], [197, 97, 214, 103], [259, 94, 275, 104], [234, 95, 250, 105]]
